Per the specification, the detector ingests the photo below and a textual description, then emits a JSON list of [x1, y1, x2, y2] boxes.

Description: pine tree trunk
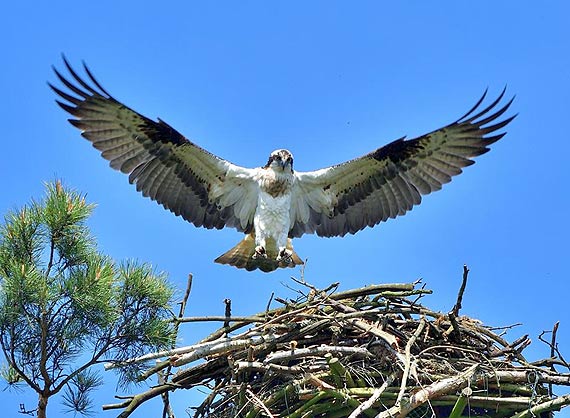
[[37, 393, 49, 418]]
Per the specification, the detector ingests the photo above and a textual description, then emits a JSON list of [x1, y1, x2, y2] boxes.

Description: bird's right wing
[[50, 57, 259, 232]]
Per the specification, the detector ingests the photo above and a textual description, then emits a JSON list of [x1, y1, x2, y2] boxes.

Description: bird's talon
[[253, 246, 267, 259], [277, 248, 293, 264]]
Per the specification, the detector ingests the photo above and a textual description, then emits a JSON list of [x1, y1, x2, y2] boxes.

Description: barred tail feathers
[[214, 233, 257, 270], [214, 234, 303, 273]]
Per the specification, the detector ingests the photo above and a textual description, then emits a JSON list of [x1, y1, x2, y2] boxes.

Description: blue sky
[[2, 2, 570, 417]]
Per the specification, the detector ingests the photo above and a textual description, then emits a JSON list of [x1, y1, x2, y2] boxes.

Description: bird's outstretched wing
[[289, 90, 516, 238], [50, 57, 259, 232]]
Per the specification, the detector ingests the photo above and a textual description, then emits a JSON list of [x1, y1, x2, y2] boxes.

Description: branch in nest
[[451, 264, 470, 317], [486, 370, 570, 386], [235, 360, 326, 375], [172, 334, 278, 367], [305, 373, 336, 390], [512, 393, 570, 418], [245, 388, 276, 418], [175, 315, 266, 323], [264, 345, 373, 364], [446, 265, 470, 342], [377, 364, 480, 418], [328, 299, 399, 349], [223, 298, 232, 332], [490, 334, 531, 358], [161, 273, 193, 418], [347, 373, 396, 418], [105, 338, 241, 370], [396, 317, 426, 406], [102, 384, 174, 417], [539, 322, 570, 372]]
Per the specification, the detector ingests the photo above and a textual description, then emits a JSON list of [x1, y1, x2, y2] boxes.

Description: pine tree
[[0, 181, 175, 418]]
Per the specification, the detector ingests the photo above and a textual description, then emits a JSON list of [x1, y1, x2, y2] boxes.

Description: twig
[[531, 357, 569, 368], [102, 384, 175, 417], [235, 361, 326, 375], [265, 292, 274, 314], [486, 370, 570, 386], [197, 320, 253, 343], [550, 321, 559, 360], [265, 345, 373, 364], [157, 368, 176, 418], [326, 353, 356, 388], [245, 388, 276, 418], [329, 299, 399, 348], [104, 338, 238, 370], [178, 275, 193, 318], [172, 334, 278, 367], [243, 383, 297, 418], [512, 393, 570, 418], [471, 323, 531, 366], [348, 373, 396, 418], [305, 373, 336, 390], [192, 379, 228, 418], [451, 264, 470, 317], [487, 323, 523, 332], [396, 317, 426, 406], [223, 298, 232, 334], [447, 265, 470, 342], [377, 363, 480, 418], [330, 283, 424, 301], [539, 322, 570, 372], [160, 273, 193, 418], [491, 334, 531, 358], [176, 315, 266, 323]]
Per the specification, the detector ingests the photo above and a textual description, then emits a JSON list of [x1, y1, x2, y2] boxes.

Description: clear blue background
[[1, 2, 569, 417]]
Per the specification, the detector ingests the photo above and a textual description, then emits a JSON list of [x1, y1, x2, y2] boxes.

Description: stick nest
[[105, 269, 570, 418]]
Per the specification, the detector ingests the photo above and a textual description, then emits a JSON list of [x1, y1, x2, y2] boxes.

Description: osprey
[[50, 58, 515, 272]]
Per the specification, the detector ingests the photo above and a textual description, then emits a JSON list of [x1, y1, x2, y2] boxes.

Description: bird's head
[[264, 149, 294, 173]]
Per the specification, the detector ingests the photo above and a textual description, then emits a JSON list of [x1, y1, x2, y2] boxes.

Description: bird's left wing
[[50, 58, 259, 232], [289, 90, 515, 238]]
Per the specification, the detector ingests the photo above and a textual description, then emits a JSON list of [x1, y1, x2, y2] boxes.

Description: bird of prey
[[50, 58, 515, 272]]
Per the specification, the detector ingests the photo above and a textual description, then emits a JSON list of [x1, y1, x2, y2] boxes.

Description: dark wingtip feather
[[49, 83, 82, 105], [482, 132, 508, 146], [465, 88, 507, 124], [473, 98, 513, 127], [52, 65, 90, 99], [456, 88, 488, 122], [62, 56, 104, 97], [51, 55, 119, 118], [68, 118, 85, 129], [481, 114, 518, 136], [454, 88, 516, 145], [456, 87, 516, 128], [82, 60, 113, 98], [55, 101, 80, 116]]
